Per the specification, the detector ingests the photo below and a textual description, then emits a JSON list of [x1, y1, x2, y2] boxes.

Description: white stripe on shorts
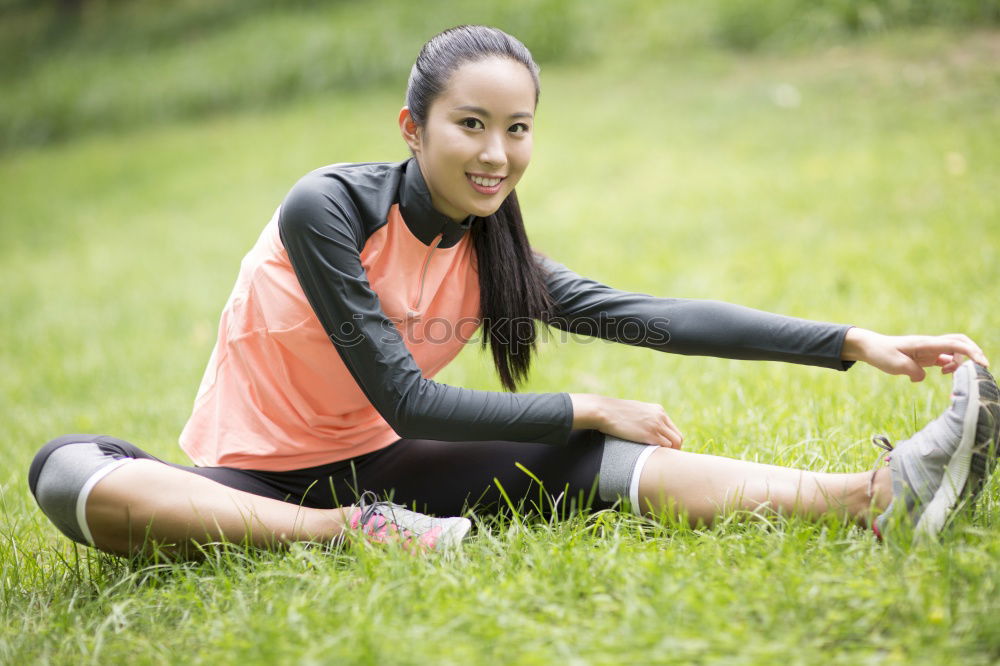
[[75, 459, 131, 546], [628, 445, 658, 514]]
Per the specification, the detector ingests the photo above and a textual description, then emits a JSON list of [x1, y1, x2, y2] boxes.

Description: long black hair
[[406, 25, 551, 392]]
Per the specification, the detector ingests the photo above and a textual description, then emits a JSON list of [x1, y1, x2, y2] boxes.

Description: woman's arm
[[279, 171, 573, 445], [567, 328, 992, 450], [542, 255, 990, 448], [537, 254, 854, 370]]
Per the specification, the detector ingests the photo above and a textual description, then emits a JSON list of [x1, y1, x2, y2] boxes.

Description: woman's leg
[[636, 447, 892, 526], [636, 361, 1000, 533], [29, 435, 354, 558], [85, 460, 351, 556], [30, 435, 470, 558]]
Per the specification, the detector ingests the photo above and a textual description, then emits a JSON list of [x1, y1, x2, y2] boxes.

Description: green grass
[[2, 24, 1000, 666]]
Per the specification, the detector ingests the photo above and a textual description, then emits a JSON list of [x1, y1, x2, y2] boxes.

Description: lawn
[[2, 18, 999, 666]]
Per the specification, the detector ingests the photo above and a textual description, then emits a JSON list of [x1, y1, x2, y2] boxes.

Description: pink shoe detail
[[350, 508, 409, 543], [417, 526, 443, 549]]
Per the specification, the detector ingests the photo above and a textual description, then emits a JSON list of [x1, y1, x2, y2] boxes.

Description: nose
[[478, 131, 507, 169]]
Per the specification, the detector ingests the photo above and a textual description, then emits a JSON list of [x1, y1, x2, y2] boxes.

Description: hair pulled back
[[406, 26, 550, 392]]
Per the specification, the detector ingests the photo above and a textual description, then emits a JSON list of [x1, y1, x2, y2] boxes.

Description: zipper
[[408, 232, 444, 316]]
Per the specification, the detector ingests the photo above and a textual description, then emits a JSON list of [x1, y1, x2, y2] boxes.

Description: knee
[[28, 435, 132, 547], [28, 435, 91, 498]]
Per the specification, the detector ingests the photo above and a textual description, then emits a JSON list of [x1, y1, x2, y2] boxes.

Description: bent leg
[[637, 447, 893, 526], [85, 460, 350, 556], [29, 435, 350, 557]]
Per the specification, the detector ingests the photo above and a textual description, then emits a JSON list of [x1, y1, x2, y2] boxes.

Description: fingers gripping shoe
[[872, 361, 1000, 542], [348, 491, 471, 550]]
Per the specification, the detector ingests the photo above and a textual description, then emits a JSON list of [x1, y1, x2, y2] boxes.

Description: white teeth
[[470, 175, 502, 187]]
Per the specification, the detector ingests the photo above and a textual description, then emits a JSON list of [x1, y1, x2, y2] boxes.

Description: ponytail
[[471, 191, 551, 391]]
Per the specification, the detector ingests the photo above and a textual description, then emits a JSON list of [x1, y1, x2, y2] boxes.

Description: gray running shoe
[[348, 491, 471, 550], [872, 360, 1000, 542]]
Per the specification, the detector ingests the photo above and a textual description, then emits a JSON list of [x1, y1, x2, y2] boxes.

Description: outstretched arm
[[840, 328, 989, 381], [566, 329, 992, 451], [539, 255, 990, 448], [537, 254, 854, 370]]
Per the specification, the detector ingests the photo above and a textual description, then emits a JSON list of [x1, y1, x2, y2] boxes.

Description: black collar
[[398, 158, 473, 249]]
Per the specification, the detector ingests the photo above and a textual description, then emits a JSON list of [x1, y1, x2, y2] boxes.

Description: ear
[[398, 107, 422, 154]]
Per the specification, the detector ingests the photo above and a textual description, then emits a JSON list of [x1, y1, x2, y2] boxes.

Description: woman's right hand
[[570, 393, 684, 449]]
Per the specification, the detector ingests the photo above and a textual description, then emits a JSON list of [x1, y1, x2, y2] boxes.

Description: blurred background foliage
[[1, 0, 998, 154]]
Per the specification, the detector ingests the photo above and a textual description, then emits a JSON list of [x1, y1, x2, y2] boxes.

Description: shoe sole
[[916, 363, 1000, 539], [967, 364, 1000, 497]]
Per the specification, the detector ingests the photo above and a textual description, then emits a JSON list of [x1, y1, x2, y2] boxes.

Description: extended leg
[[632, 361, 1000, 540], [636, 447, 892, 526]]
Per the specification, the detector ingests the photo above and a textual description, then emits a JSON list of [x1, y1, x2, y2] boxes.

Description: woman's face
[[401, 57, 536, 221]]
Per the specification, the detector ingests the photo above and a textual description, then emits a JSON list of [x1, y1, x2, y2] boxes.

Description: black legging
[[29, 430, 613, 518]]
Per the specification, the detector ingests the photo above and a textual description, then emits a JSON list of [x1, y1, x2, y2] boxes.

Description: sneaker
[[348, 491, 471, 550], [871, 360, 1000, 542]]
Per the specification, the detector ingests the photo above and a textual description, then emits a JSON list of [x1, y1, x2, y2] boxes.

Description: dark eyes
[[458, 118, 530, 134]]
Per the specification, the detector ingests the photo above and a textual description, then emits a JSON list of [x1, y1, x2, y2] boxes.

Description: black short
[[29, 430, 616, 518]]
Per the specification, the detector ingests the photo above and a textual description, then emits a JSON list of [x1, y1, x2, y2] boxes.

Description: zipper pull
[[409, 233, 444, 316]]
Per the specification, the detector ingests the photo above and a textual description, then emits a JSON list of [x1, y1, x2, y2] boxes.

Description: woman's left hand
[[841, 327, 990, 382]]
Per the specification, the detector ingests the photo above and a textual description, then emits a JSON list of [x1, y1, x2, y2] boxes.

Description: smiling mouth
[[466, 173, 505, 194]]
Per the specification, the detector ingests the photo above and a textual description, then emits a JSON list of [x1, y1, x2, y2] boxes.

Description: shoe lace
[[866, 434, 895, 498], [353, 490, 408, 539]]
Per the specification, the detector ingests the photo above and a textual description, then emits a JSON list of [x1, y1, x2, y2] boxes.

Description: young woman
[[28, 26, 1000, 557]]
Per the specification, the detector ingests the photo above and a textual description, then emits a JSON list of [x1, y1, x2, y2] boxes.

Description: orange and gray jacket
[[180, 158, 852, 471]]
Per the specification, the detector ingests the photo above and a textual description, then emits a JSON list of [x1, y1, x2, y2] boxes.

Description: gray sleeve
[[537, 254, 854, 371], [277, 175, 574, 445]]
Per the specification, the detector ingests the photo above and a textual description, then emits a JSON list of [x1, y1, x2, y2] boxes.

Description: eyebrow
[[453, 105, 533, 120]]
